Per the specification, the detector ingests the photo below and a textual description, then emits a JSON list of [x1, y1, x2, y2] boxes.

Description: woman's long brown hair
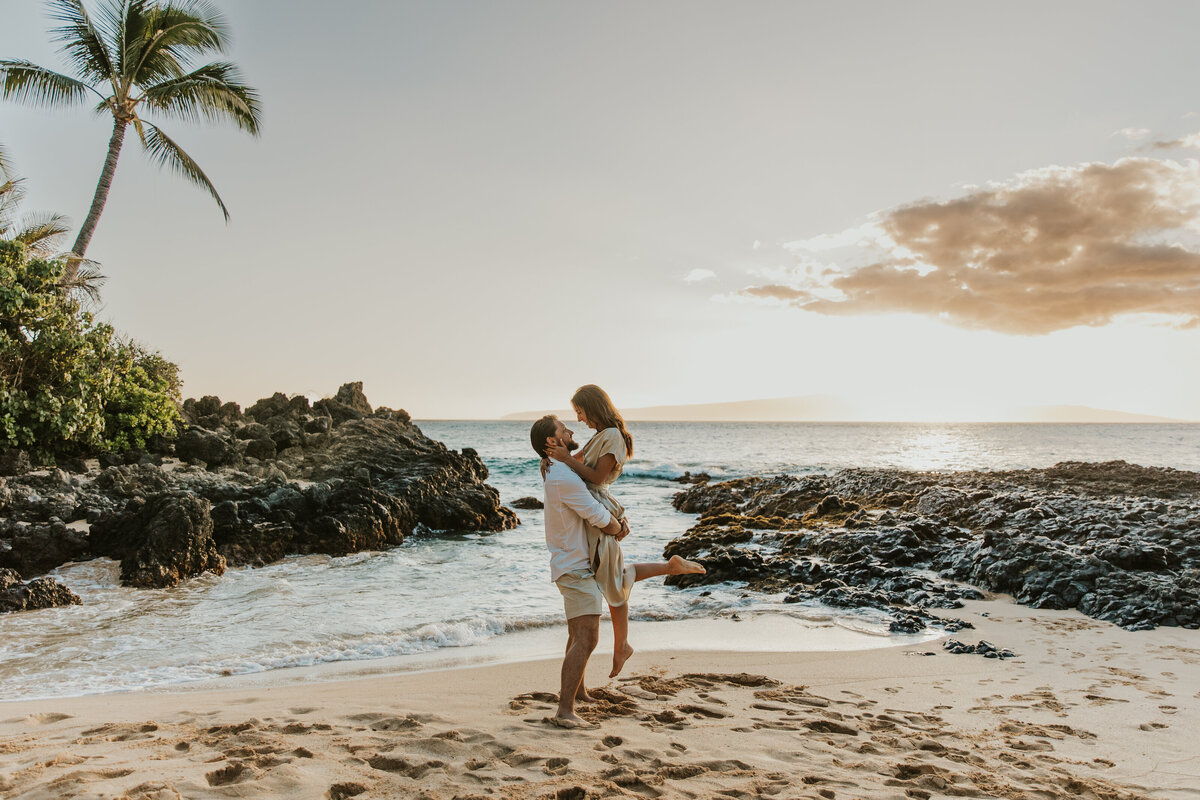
[[571, 384, 633, 457]]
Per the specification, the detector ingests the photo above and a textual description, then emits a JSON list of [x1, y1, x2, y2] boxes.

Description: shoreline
[[0, 611, 944, 704], [2, 597, 1197, 799]]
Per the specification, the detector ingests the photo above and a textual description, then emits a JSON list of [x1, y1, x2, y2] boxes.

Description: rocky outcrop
[[276, 417, 513, 532], [89, 493, 226, 588], [0, 567, 81, 613], [0, 519, 88, 577], [510, 497, 544, 510], [210, 483, 413, 567], [0, 382, 517, 596], [665, 461, 1200, 632], [0, 449, 32, 477]]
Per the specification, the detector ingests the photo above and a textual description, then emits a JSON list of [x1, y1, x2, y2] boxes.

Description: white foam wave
[[0, 613, 565, 702], [623, 462, 740, 481], [622, 461, 688, 480]]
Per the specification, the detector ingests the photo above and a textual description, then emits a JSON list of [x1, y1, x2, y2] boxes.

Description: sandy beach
[[1, 596, 1196, 800]]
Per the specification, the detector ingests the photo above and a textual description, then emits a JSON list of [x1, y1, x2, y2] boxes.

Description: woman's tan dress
[[578, 427, 636, 607]]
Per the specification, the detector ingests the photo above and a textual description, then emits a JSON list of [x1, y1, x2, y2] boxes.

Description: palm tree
[[0, 0, 260, 277]]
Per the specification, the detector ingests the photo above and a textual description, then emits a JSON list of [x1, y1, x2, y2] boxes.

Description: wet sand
[[1, 597, 1197, 799]]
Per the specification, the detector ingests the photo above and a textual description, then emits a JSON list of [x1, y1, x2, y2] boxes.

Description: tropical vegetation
[[0, 0, 261, 280], [0, 238, 182, 460]]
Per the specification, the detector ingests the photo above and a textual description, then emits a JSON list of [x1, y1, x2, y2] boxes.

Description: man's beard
[[565, 440, 579, 452]]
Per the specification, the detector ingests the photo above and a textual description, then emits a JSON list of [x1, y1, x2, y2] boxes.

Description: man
[[531, 414, 625, 728], [531, 414, 706, 728]]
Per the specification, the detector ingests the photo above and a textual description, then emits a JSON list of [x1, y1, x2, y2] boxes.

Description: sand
[[1, 597, 1197, 799]]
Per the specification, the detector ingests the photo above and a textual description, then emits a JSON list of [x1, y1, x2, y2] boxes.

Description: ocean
[[1, 422, 1197, 701]]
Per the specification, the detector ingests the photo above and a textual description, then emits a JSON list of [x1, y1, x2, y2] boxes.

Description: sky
[[3, 1, 1200, 420]]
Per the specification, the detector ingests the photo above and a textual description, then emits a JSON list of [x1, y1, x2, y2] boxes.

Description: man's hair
[[530, 415, 558, 458]]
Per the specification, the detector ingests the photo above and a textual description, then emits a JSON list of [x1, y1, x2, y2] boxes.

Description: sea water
[[1, 422, 1196, 700]]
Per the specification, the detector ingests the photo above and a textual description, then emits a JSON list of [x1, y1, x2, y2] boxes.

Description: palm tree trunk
[[69, 118, 127, 273]]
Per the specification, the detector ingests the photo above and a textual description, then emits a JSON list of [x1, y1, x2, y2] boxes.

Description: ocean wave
[[622, 462, 739, 481], [0, 613, 566, 702], [0, 585, 912, 702]]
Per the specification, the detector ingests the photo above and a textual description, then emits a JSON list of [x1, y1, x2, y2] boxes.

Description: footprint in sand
[[121, 781, 183, 800], [677, 703, 726, 719], [327, 782, 368, 800], [205, 762, 259, 786], [348, 713, 424, 732], [366, 754, 446, 778], [543, 757, 570, 775], [21, 712, 73, 725]]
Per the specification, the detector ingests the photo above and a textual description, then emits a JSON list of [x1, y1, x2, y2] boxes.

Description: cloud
[[1112, 127, 1151, 140], [683, 268, 717, 283], [738, 158, 1200, 335], [1151, 132, 1200, 150]]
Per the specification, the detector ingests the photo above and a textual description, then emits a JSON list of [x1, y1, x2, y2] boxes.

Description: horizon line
[[413, 417, 1200, 424]]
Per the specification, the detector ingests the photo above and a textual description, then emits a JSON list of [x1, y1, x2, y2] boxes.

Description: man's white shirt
[[543, 461, 612, 581]]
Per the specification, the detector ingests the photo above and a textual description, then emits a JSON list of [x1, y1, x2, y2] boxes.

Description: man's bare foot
[[547, 713, 597, 729], [576, 687, 594, 702], [610, 642, 635, 678], [668, 555, 706, 575]]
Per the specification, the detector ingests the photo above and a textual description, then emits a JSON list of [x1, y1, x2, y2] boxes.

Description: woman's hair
[[571, 385, 633, 457]]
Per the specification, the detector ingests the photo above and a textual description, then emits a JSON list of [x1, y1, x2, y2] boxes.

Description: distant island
[[499, 396, 1190, 423]]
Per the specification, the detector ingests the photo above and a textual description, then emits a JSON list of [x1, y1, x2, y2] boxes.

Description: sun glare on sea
[[892, 427, 975, 472]]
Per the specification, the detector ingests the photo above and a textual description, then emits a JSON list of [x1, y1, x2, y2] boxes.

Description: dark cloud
[[741, 158, 1200, 334]]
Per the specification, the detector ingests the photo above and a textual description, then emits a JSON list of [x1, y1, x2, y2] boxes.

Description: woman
[[545, 384, 704, 678]]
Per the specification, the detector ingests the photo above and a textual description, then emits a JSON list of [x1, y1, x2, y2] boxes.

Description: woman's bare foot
[[667, 555, 706, 575], [610, 643, 635, 678]]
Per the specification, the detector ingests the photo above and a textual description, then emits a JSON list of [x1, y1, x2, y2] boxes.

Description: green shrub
[[0, 240, 181, 460]]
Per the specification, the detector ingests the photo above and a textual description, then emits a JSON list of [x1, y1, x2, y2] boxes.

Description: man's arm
[[552, 471, 622, 536]]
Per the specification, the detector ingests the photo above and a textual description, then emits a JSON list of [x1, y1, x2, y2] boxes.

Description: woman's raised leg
[[609, 602, 634, 678]]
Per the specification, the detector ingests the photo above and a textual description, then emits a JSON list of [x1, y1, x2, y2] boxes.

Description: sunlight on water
[[893, 427, 976, 471]]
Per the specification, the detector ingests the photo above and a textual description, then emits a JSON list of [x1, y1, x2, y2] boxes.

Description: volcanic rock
[[175, 429, 240, 469], [0, 519, 89, 577], [0, 382, 516, 588], [0, 449, 32, 477], [510, 497, 544, 509], [0, 567, 81, 613], [664, 461, 1200, 631], [89, 493, 226, 588]]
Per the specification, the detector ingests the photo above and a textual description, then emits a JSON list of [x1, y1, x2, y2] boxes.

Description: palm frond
[[58, 256, 107, 303], [119, 0, 151, 79], [93, 0, 127, 62], [140, 61, 260, 134], [0, 176, 23, 216], [138, 121, 229, 220], [15, 213, 72, 255], [126, 0, 229, 86], [48, 0, 117, 84], [0, 60, 97, 106], [147, 0, 229, 52], [0, 177, 28, 235], [0, 141, 12, 178]]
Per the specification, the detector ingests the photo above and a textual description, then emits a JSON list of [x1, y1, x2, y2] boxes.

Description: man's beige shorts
[[555, 569, 604, 620]]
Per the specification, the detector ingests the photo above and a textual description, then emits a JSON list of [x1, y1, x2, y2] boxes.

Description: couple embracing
[[530, 385, 705, 728]]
